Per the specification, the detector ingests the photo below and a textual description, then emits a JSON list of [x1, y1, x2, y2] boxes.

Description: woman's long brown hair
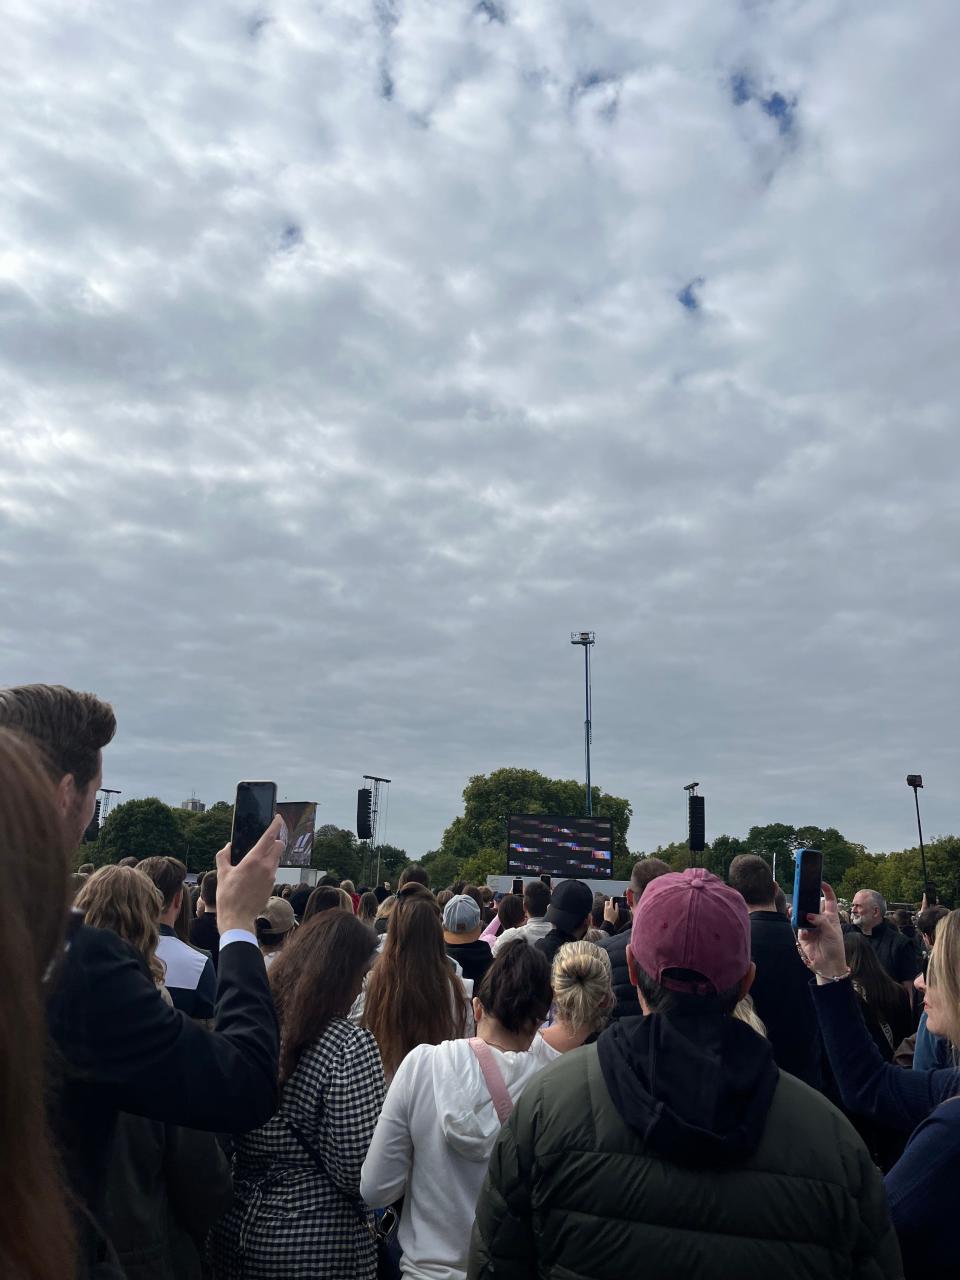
[[0, 729, 76, 1278], [270, 911, 379, 1084], [362, 888, 467, 1076]]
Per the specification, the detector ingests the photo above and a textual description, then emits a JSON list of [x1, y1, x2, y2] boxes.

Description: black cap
[[546, 879, 594, 934]]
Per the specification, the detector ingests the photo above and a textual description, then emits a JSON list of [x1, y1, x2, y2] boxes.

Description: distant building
[[181, 797, 206, 814]]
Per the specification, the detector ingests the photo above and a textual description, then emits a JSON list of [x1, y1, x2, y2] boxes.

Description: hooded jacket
[[361, 1037, 553, 1280], [468, 1012, 902, 1280]]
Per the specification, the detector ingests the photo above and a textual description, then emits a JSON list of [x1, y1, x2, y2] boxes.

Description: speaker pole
[[570, 632, 596, 816], [906, 775, 929, 900]]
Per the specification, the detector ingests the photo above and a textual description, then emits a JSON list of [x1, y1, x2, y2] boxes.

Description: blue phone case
[[792, 847, 823, 932]]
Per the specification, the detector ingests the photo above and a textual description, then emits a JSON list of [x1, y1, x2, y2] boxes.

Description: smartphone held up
[[792, 847, 823, 932], [230, 781, 278, 865]]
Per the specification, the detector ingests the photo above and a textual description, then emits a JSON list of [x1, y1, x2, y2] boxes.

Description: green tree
[[182, 802, 233, 874], [439, 767, 632, 877], [709, 834, 746, 879], [312, 825, 363, 881], [95, 798, 186, 866], [794, 826, 862, 891], [421, 849, 461, 889]]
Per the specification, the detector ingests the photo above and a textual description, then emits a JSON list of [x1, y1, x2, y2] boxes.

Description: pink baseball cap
[[630, 868, 751, 996]]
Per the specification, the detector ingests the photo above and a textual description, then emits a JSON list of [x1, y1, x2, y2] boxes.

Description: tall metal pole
[[906, 776, 929, 899], [571, 633, 595, 816], [913, 787, 928, 890], [584, 640, 592, 816]]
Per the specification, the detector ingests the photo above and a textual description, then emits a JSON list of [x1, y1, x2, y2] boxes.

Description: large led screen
[[507, 814, 613, 880]]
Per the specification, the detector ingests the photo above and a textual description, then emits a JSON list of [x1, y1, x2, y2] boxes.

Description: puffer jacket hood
[[431, 1038, 547, 1162], [597, 1011, 779, 1166]]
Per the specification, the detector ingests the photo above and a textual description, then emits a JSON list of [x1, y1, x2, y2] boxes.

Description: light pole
[[570, 632, 595, 815], [906, 775, 930, 900]]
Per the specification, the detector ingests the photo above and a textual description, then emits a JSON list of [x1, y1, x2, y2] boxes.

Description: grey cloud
[[2, 0, 959, 858]]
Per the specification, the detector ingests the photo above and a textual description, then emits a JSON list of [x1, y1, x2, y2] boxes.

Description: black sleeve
[[891, 935, 920, 983], [64, 928, 278, 1133], [194, 956, 217, 1022]]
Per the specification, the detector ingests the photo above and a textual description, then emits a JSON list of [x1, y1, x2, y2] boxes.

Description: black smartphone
[[791, 847, 823, 932], [614, 896, 628, 911], [230, 781, 278, 865], [511, 877, 524, 896], [540, 873, 552, 889]]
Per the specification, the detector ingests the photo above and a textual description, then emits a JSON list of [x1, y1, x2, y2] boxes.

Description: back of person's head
[[475, 938, 552, 1036], [270, 911, 379, 1083], [630, 868, 752, 1017], [363, 887, 465, 1075], [590, 892, 607, 929], [358, 890, 379, 922], [497, 892, 525, 931], [0, 684, 116, 790], [398, 864, 430, 890], [77, 861, 95, 876], [75, 866, 165, 986], [288, 883, 311, 920], [773, 885, 788, 917], [302, 885, 353, 922], [317, 874, 339, 887], [117, 856, 139, 868], [551, 940, 614, 1037], [727, 854, 776, 907], [844, 931, 909, 1023], [200, 869, 218, 909], [892, 908, 917, 936], [436, 888, 454, 911], [480, 885, 494, 904], [918, 905, 950, 944], [522, 878, 551, 919], [340, 879, 356, 896], [0, 728, 77, 1276], [137, 856, 187, 911], [629, 857, 672, 901]]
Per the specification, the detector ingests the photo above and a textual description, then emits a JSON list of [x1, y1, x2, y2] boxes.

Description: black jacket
[[469, 1012, 902, 1280], [748, 910, 822, 1088], [47, 923, 279, 1260], [535, 927, 581, 966], [597, 928, 639, 1025], [445, 938, 494, 985], [188, 912, 221, 969], [854, 920, 921, 985]]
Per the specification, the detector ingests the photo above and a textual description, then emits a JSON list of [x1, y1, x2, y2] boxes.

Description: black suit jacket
[[47, 922, 279, 1224]]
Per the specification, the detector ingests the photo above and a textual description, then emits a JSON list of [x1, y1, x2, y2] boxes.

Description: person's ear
[[626, 946, 639, 988], [738, 961, 756, 1000], [472, 996, 483, 1026], [56, 773, 77, 817], [626, 888, 635, 912]]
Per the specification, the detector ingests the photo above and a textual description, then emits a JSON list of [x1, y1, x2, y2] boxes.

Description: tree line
[[76, 769, 956, 908]]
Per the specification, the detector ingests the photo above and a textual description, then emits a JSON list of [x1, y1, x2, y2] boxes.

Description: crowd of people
[[1, 681, 957, 1279]]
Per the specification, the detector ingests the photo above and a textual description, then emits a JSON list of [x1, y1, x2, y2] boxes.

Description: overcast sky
[[3, 0, 958, 860]]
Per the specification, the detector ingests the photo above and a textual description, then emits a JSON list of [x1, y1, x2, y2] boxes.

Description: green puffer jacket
[[469, 1012, 903, 1280]]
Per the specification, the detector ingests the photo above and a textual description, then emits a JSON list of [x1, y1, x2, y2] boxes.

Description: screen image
[[507, 814, 614, 880], [276, 801, 317, 868]]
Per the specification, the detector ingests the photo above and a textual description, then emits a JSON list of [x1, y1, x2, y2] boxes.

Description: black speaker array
[[357, 787, 373, 840], [688, 794, 705, 852]]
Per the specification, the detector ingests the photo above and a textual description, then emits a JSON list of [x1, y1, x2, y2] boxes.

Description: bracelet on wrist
[[815, 968, 851, 983]]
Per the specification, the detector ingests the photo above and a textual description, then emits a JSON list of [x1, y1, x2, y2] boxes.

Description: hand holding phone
[[215, 814, 286, 935]]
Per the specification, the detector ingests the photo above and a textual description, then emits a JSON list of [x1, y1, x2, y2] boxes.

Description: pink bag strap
[[468, 1037, 514, 1125]]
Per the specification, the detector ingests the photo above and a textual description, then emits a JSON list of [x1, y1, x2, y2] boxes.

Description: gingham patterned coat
[[210, 1018, 386, 1280]]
